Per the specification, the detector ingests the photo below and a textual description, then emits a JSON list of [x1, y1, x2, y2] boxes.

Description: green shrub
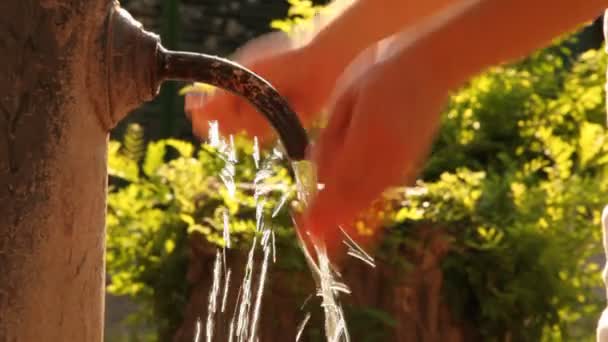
[[106, 131, 308, 339], [391, 47, 608, 340]]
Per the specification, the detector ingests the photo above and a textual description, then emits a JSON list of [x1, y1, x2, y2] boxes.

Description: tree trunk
[[0, 1, 156, 340]]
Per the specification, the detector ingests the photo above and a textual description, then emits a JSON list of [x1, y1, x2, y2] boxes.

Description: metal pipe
[[108, 5, 309, 161], [155, 46, 309, 161]]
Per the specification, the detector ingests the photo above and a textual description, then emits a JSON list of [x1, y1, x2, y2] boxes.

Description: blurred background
[[105, 1, 608, 341]]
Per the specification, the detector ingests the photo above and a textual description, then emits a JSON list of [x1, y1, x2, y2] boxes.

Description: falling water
[[206, 250, 222, 342], [200, 121, 375, 341], [292, 160, 352, 342], [201, 122, 283, 342]]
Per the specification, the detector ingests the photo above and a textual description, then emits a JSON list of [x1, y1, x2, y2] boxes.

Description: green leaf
[[270, 20, 293, 33], [179, 214, 195, 226], [187, 224, 211, 235], [179, 82, 215, 95], [578, 122, 604, 167], [143, 141, 167, 177], [108, 142, 139, 182], [165, 139, 194, 158], [164, 239, 176, 254]]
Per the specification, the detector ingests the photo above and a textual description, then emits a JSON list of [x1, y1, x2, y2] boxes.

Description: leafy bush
[[390, 47, 608, 340], [106, 129, 308, 339]]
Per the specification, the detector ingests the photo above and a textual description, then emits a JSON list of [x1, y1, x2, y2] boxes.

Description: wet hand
[[185, 32, 340, 141], [303, 49, 449, 258]]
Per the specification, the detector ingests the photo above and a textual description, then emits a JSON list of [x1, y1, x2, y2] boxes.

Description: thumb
[[302, 181, 367, 259]]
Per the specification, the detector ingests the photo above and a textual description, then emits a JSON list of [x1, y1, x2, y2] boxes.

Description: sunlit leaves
[[108, 141, 139, 182], [270, 0, 324, 35], [391, 43, 608, 340], [143, 141, 167, 177], [106, 127, 304, 338], [579, 122, 606, 167]]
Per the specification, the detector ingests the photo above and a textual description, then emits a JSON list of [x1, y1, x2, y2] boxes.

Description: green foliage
[[390, 48, 608, 340], [270, 0, 325, 34], [107, 129, 307, 339], [122, 123, 146, 163]]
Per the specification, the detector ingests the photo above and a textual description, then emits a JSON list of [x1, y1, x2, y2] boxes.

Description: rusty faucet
[[106, 4, 309, 161]]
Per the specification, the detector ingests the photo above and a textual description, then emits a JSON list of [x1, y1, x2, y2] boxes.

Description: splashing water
[[292, 161, 352, 342], [295, 313, 311, 342], [199, 121, 375, 341], [341, 226, 376, 268], [206, 250, 222, 342], [201, 122, 281, 342]]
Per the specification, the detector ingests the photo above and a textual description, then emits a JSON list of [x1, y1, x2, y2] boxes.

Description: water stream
[[198, 122, 373, 341]]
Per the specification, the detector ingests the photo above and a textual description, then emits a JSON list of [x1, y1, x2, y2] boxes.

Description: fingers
[[305, 85, 410, 249], [186, 32, 295, 141], [189, 90, 234, 138], [186, 32, 329, 143], [188, 86, 278, 141], [232, 31, 293, 65], [304, 136, 399, 260], [311, 85, 355, 182], [187, 49, 306, 141], [303, 88, 371, 250], [186, 92, 212, 138]]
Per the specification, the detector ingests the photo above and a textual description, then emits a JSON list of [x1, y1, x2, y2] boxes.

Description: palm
[[187, 43, 335, 142]]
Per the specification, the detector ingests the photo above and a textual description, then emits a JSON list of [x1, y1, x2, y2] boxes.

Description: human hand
[[301, 47, 450, 258], [185, 32, 341, 141]]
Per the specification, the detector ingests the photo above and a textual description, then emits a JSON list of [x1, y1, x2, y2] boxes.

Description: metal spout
[[155, 46, 309, 161], [105, 4, 309, 161]]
